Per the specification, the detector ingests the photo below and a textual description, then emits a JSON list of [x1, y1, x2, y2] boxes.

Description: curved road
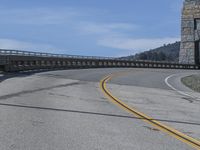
[[0, 68, 199, 150]]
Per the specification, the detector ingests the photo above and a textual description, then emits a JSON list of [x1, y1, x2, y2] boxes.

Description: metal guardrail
[[0, 49, 199, 72], [0, 49, 118, 60], [0, 49, 180, 64]]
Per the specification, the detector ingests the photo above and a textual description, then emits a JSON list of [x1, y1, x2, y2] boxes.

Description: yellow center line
[[99, 72, 200, 150]]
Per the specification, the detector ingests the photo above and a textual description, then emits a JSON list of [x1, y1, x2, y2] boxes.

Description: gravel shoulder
[[181, 74, 200, 92]]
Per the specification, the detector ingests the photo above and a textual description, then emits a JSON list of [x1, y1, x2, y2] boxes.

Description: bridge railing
[[0, 49, 118, 60], [0, 49, 199, 72], [0, 49, 196, 67], [0, 49, 181, 64]]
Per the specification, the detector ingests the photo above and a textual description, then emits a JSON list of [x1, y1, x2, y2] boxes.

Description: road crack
[[0, 82, 82, 100]]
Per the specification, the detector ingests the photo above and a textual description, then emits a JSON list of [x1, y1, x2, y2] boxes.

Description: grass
[[181, 74, 200, 92]]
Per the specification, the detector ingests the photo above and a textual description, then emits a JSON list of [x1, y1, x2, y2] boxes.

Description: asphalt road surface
[[0, 68, 199, 150]]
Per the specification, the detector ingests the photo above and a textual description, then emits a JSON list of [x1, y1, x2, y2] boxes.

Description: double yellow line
[[100, 72, 200, 150]]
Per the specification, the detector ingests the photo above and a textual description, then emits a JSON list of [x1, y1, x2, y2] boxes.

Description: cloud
[[78, 22, 180, 55], [78, 22, 138, 35], [0, 38, 58, 53], [98, 37, 180, 54], [0, 8, 80, 25], [0, 5, 181, 56]]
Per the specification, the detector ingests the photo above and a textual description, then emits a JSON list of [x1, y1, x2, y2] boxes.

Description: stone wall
[[179, 0, 200, 64]]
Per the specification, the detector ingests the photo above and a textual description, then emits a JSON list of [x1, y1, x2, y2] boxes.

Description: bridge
[[0, 49, 199, 72]]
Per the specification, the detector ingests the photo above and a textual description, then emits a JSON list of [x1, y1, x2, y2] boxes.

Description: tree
[[158, 52, 166, 61]]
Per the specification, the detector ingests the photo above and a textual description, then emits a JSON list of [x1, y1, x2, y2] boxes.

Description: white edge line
[[164, 74, 196, 99]]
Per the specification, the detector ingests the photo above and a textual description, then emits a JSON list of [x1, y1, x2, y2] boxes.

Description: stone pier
[[179, 0, 200, 64]]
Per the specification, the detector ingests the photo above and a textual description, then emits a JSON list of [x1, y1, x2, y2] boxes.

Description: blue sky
[[0, 0, 183, 56]]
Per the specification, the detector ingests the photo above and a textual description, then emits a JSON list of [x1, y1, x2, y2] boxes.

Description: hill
[[122, 41, 180, 62]]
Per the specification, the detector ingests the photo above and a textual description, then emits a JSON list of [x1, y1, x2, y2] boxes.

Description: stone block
[[180, 0, 200, 64], [194, 30, 200, 40], [181, 35, 194, 42], [182, 27, 194, 35], [181, 20, 194, 28]]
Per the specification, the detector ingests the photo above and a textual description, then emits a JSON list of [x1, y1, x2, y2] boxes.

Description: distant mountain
[[121, 41, 180, 62]]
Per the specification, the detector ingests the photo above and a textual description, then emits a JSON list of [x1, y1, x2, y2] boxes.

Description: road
[[0, 68, 199, 150]]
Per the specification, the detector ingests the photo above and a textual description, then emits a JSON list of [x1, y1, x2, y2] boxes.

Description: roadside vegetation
[[121, 41, 180, 62], [181, 74, 200, 92]]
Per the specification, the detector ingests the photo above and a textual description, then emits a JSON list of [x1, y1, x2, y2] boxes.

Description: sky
[[0, 0, 184, 57]]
